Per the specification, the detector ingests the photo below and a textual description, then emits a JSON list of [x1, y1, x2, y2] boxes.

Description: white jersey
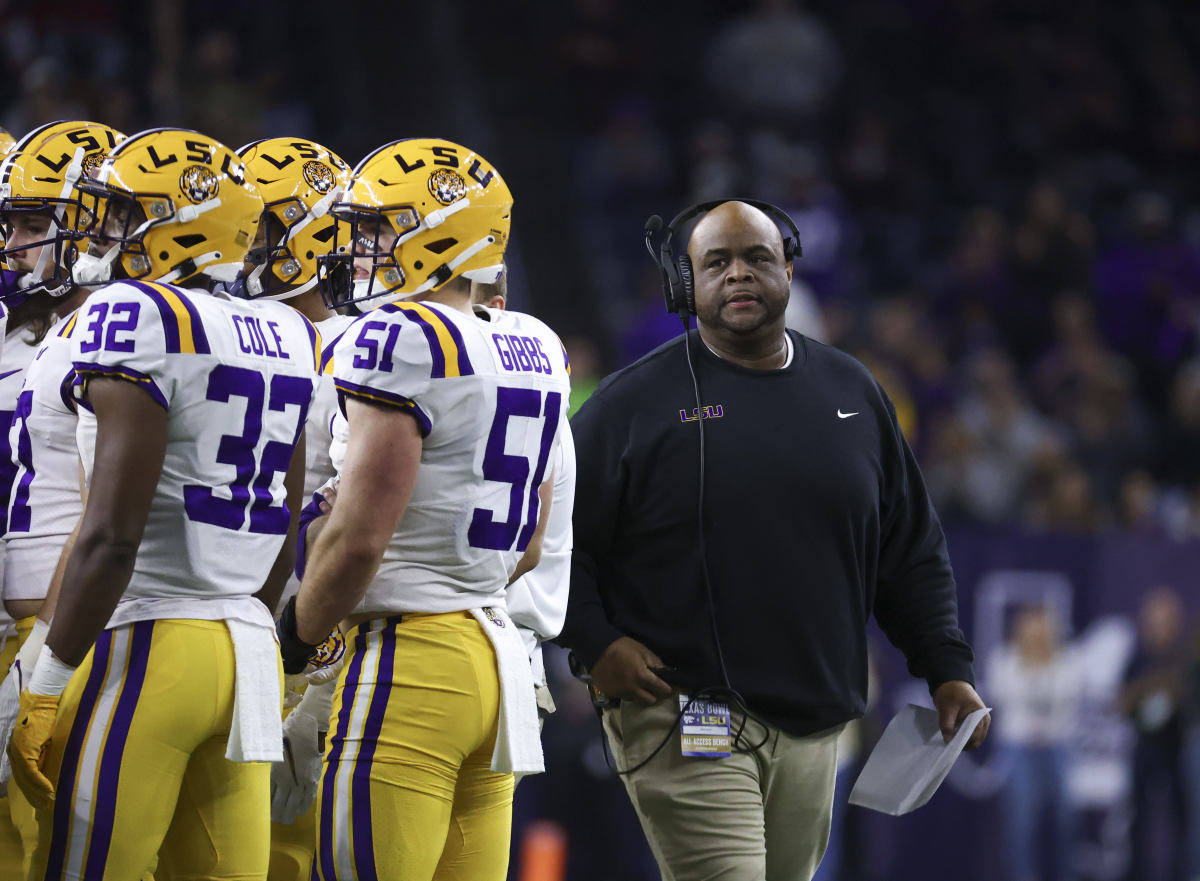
[[331, 301, 571, 616], [71, 281, 319, 623], [275, 311, 354, 610], [3, 308, 84, 602], [0, 319, 49, 638], [0, 322, 45, 536], [307, 314, 355, 496]]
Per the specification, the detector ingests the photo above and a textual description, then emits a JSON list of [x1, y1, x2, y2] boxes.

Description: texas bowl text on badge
[[483, 607, 505, 627]]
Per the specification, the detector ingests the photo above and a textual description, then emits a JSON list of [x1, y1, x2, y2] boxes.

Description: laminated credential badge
[[679, 693, 732, 758]]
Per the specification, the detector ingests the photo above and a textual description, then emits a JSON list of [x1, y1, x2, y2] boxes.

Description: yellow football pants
[[29, 619, 278, 881], [312, 611, 514, 881], [268, 797, 318, 880], [3, 615, 38, 877]]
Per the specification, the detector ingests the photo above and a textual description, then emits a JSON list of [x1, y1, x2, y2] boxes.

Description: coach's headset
[[644, 198, 803, 315]]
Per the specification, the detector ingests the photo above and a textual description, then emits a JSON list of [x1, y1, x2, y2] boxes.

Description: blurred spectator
[[1012, 181, 1095, 303], [986, 605, 1085, 881], [927, 208, 1014, 362], [686, 121, 745, 203], [704, 0, 842, 133], [1026, 460, 1108, 534], [784, 277, 828, 343], [1155, 360, 1200, 491], [1119, 587, 1191, 881], [1093, 191, 1200, 405], [950, 348, 1058, 523], [1116, 470, 1169, 536]]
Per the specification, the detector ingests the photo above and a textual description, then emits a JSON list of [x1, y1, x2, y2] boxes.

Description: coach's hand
[[932, 680, 990, 750], [590, 637, 674, 706], [8, 690, 60, 809]]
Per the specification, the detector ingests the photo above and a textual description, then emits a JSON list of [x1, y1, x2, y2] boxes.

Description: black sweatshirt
[[558, 329, 975, 737]]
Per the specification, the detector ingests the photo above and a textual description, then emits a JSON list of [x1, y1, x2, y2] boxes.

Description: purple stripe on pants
[[314, 626, 370, 881], [46, 630, 114, 880], [82, 621, 155, 878], [350, 625, 397, 881]]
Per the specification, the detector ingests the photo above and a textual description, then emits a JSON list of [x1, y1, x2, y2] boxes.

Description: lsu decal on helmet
[[0, 120, 123, 304], [70, 127, 262, 287], [316, 138, 512, 307], [236, 137, 351, 300]]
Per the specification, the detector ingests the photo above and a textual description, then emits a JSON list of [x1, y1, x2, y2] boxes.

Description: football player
[[277, 138, 573, 879], [6, 127, 319, 880], [468, 264, 574, 744], [235, 136, 355, 881], [0, 118, 124, 872]]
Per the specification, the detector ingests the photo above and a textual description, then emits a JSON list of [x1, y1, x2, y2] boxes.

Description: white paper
[[848, 704, 991, 815]]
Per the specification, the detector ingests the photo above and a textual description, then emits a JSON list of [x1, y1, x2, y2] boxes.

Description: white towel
[[470, 607, 544, 775], [225, 618, 284, 763]]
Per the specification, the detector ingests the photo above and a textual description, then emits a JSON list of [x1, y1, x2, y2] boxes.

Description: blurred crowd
[[540, 0, 1200, 540], [5, 0, 1200, 538]]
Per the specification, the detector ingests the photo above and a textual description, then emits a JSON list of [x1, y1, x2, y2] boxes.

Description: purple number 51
[[467, 387, 561, 552]]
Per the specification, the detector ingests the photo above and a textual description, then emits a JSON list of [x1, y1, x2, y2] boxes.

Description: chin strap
[[71, 246, 121, 286]]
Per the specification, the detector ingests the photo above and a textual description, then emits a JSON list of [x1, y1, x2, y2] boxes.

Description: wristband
[[15, 618, 50, 679], [276, 596, 320, 675], [27, 645, 76, 696]]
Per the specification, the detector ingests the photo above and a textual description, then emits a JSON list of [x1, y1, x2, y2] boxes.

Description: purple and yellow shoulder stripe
[[382, 301, 474, 379], [56, 309, 82, 338], [128, 281, 211, 354]]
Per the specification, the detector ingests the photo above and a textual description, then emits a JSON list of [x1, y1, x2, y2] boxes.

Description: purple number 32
[[184, 365, 311, 534]]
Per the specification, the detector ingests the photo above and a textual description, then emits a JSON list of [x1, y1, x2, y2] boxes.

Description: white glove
[[270, 708, 324, 825], [0, 660, 26, 784], [270, 676, 337, 824]]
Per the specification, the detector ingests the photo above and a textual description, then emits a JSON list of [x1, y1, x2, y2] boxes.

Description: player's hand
[[271, 709, 324, 825], [8, 690, 61, 809], [0, 662, 25, 784], [317, 480, 338, 515], [589, 637, 674, 706], [932, 680, 990, 750]]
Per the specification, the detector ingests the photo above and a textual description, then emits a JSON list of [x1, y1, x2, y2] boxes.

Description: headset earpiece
[[677, 255, 695, 315]]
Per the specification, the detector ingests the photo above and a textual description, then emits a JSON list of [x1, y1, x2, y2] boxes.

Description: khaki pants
[[603, 696, 842, 881]]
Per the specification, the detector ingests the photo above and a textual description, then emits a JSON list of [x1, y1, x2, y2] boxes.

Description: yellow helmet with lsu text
[[0, 120, 124, 302], [316, 137, 511, 307], [71, 127, 262, 287], [237, 137, 351, 299]]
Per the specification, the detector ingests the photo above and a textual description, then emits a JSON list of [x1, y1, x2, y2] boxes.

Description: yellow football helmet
[[0, 128, 13, 256], [0, 120, 123, 302], [71, 127, 262, 287], [237, 137, 351, 300], [316, 138, 511, 307]]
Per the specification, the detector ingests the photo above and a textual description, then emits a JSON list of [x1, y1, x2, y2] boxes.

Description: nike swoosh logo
[[0, 370, 21, 382], [837, 410, 859, 419]]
